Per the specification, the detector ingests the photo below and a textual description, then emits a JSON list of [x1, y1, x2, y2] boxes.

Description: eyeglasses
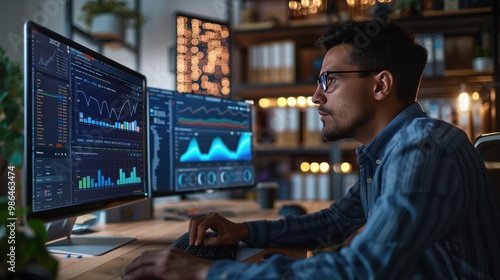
[[317, 70, 380, 93]]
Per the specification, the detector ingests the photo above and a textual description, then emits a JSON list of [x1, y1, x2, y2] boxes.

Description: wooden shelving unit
[[230, 2, 498, 200], [233, 7, 494, 96], [65, 0, 142, 71]]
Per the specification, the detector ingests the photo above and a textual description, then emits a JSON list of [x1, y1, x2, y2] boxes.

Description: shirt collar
[[356, 102, 428, 165]]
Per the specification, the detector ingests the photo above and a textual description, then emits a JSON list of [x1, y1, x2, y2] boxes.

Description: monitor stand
[[45, 217, 135, 256]]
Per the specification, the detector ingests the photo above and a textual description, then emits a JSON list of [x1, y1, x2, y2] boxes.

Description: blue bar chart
[[77, 166, 142, 189], [79, 112, 140, 132]]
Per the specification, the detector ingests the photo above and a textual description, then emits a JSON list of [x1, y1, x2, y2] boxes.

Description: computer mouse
[[278, 204, 307, 216]]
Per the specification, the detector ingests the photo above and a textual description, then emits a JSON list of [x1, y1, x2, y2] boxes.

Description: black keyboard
[[172, 232, 238, 260]]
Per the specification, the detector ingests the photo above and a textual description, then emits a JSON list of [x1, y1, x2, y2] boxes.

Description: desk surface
[[54, 199, 331, 279]]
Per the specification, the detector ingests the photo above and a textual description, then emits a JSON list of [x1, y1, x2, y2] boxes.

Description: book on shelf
[[285, 107, 300, 147], [269, 41, 281, 83], [290, 172, 331, 201], [291, 172, 304, 200], [280, 40, 296, 84], [267, 106, 300, 147], [417, 32, 445, 78], [317, 174, 331, 201], [248, 45, 258, 83], [433, 33, 445, 76], [420, 98, 457, 125], [444, 0, 460, 11], [266, 105, 325, 148], [419, 34, 435, 78], [268, 106, 288, 146], [302, 106, 325, 147], [258, 43, 270, 84], [304, 173, 317, 200], [247, 40, 295, 84]]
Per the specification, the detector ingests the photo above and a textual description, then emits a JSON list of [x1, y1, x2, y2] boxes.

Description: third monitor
[[148, 87, 255, 197]]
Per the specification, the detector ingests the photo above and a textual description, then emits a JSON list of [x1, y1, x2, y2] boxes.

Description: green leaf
[[9, 150, 22, 166], [27, 218, 48, 243], [4, 98, 20, 125], [0, 91, 8, 103], [0, 46, 24, 168]]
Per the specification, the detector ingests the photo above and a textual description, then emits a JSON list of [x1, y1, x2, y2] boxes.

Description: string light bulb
[[458, 83, 470, 112]]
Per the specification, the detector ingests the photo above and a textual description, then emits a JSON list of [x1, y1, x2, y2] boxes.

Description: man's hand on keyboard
[[189, 212, 249, 246], [123, 247, 213, 280]]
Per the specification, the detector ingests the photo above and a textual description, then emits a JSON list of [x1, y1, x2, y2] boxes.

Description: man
[[123, 20, 500, 280]]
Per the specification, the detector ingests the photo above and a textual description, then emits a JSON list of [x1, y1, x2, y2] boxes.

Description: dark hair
[[315, 20, 427, 104]]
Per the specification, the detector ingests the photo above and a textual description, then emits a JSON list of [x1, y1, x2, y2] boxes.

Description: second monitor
[[148, 87, 255, 196]]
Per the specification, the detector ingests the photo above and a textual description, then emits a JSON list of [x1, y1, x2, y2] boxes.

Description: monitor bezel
[[24, 20, 150, 222], [147, 87, 255, 198], [175, 12, 232, 98]]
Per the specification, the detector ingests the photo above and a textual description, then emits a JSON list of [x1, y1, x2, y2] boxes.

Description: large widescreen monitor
[[148, 87, 254, 197], [24, 21, 149, 255]]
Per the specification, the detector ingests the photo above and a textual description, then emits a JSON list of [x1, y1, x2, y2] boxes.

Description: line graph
[[177, 105, 250, 129], [34, 38, 69, 77], [38, 49, 57, 67], [179, 106, 249, 119], [77, 90, 139, 120], [178, 116, 249, 129], [75, 83, 143, 137]]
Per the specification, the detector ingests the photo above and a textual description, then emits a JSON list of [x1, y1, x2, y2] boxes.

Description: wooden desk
[[53, 199, 331, 279]]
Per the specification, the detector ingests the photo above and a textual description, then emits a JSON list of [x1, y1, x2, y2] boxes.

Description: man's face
[[312, 44, 378, 142]]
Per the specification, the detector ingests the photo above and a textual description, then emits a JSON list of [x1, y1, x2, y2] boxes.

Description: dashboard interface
[[25, 21, 148, 216], [148, 87, 254, 194]]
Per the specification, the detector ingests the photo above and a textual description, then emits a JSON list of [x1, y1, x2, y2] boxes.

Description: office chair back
[[474, 132, 500, 203]]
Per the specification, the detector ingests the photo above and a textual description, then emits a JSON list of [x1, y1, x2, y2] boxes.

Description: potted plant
[[80, 0, 146, 40], [0, 197, 59, 279], [0, 46, 24, 199], [396, 0, 422, 18], [472, 46, 492, 72], [0, 47, 23, 167]]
